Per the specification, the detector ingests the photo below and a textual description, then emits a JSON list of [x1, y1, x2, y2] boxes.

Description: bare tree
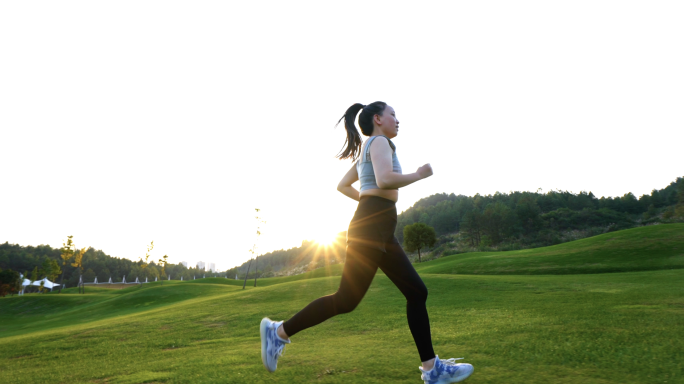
[[139, 241, 154, 287], [243, 209, 266, 289], [158, 255, 168, 286]]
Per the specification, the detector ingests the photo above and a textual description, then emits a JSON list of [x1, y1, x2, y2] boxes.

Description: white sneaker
[[260, 317, 290, 372], [419, 355, 474, 383]]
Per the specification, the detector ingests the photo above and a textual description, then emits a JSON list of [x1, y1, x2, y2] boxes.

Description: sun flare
[[313, 232, 340, 247]]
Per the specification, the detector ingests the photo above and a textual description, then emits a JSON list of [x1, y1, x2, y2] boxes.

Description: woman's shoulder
[[370, 135, 396, 152]]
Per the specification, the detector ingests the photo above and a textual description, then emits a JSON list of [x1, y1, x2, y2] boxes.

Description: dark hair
[[335, 101, 387, 161]]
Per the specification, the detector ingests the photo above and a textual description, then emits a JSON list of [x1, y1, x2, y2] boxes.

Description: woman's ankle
[[277, 324, 290, 341], [421, 357, 435, 371]]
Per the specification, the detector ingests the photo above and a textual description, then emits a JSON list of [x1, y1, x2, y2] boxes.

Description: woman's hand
[[371, 137, 433, 189], [337, 163, 360, 201], [417, 164, 433, 179]]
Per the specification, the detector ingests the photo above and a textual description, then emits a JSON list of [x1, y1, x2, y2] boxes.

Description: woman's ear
[[373, 113, 383, 126]]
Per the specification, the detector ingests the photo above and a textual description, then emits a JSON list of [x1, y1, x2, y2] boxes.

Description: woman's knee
[[333, 292, 360, 314], [408, 283, 428, 304]]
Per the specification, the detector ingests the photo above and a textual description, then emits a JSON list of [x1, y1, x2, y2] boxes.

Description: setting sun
[[313, 235, 335, 247], [311, 231, 343, 247]]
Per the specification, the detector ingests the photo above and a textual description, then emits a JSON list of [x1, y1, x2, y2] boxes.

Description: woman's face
[[374, 105, 399, 138]]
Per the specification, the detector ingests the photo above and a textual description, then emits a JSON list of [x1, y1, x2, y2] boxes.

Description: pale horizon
[[2, 174, 681, 271]]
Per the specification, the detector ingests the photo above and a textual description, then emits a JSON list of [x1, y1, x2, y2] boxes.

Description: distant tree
[[482, 202, 516, 244], [0, 271, 11, 297], [676, 180, 684, 218], [146, 263, 160, 281], [243, 208, 266, 289], [620, 192, 640, 214], [98, 267, 111, 282], [650, 189, 663, 208], [139, 241, 154, 285], [82, 268, 96, 283], [42, 258, 61, 291], [643, 204, 656, 220], [0, 269, 22, 297], [568, 191, 597, 210], [23, 270, 29, 292], [516, 196, 542, 234], [461, 210, 483, 246], [71, 247, 87, 293], [158, 255, 169, 285], [58, 236, 76, 293], [403, 223, 437, 263], [30, 266, 39, 292]]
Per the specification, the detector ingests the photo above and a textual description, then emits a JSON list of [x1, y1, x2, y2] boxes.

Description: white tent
[[20, 277, 61, 294]]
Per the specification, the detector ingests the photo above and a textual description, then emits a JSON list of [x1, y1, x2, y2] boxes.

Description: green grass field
[[1, 224, 683, 383]]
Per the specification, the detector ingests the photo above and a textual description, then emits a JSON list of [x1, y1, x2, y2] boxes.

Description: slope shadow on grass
[[193, 263, 346, 287], [0, 283, 239, 338]]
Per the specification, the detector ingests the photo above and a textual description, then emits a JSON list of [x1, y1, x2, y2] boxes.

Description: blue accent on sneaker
[[260, 318, 290, 372], [419, 355, 474, 384]]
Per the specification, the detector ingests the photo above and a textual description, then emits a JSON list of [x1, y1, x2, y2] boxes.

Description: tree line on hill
[[0, 243, 225, 290], [0, 235, 350, 290], [228, 237, 348, 279], [395, 177, 684, 257]]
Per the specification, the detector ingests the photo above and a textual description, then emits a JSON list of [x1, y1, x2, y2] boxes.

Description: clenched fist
[[417, 163, 433, 179]]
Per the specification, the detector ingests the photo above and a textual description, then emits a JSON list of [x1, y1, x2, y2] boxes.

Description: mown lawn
[[1, 225, 683, 384]]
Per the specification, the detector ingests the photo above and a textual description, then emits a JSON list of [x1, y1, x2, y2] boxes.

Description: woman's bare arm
[[337, 163, 360, 201], [370, 136, 433, 189]]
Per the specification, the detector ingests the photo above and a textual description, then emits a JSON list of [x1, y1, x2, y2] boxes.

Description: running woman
[[261, 102, 474, 383]]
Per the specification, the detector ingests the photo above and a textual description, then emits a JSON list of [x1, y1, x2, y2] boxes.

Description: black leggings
[[282, 196, 436, 362]]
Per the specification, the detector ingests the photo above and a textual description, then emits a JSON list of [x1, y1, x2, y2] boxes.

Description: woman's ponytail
[[335, 103, 365, 161], [335, 101, 387, 161]]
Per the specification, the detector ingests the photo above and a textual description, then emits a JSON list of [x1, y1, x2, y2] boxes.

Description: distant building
[[197, 261, 205, 271], [180, 261, 188, 267], [208, 262, 216, 272]]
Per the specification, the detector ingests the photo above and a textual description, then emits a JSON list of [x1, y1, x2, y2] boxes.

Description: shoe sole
[[260, 318, 274, 372], [438, 366, 474, 383]]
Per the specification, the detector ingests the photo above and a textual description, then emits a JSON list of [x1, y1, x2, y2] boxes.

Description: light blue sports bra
[[356, 135, 403, 191]]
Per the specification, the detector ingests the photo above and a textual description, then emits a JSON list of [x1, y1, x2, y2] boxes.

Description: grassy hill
[[415, 224, 684, 275], [1, 224, 683, 383]]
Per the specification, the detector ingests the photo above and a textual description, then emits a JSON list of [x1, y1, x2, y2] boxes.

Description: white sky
[[1, 1, 682, 271]]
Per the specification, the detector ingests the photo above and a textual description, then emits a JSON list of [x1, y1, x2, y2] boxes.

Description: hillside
[[414, 224, 684, 275]]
